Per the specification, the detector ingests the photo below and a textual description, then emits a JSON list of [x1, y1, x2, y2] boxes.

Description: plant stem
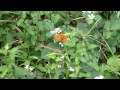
[[87, 35, 107, 48], [83, 36, 91, 60], [86, 19, 100, 36], [97, 30, 114, 56], [72, 17, 85, 20]]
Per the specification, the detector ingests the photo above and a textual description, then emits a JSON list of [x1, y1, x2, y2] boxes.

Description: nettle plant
[[0, 11, 120, 79]]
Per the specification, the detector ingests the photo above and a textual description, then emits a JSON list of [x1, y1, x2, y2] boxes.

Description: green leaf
[[24, 37, 31, 48], [107, 56, 120, 66], [4, 43, 9, 50], [69, 73, 75, 78], [103, 30, 111, 39], [87, 19, 94, 25], [39, 33, 46, 41], [107, 56, 120, 72], [50, 63, 56, 70], [104, 21, 111, 30], [14, 66, 31, 78], [6, 32, 13, 43], [17, 18, 24, 26], [64, 37, 78, 47], [0, 28, 6, 35], [46, 32, 52, 38], [76, 23, 88, 34], [55, 57, 63, 62], [76, 43, 86, 54], [35, 44, 41, 51], [104, 18, 120, 31], [0, 66, 7, 72], [88, 44, 98, 49], [43, 19, 54, 31], [26, 28, 35, 35], [9, 46, 21, 60], [51, 14, 61, 24], [37, 65, 47, 72], [94, 15, 102, 21], [67, 49, 75, 55], [41, 48, 53, 59], [24, 61, 30, 65], [22, 11, 26, 18], [31, 36, 37, 45], [79, 72, 91, 78], [111, 20, 120, 30], [117, 11, 120, 18], [88, 62, 99, 72], [36, 21, 44, 31], [64, 41, 75, 47], [0, 68, 8, 78]]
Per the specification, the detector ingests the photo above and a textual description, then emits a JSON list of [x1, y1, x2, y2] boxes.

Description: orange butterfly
[[54, 34, 68, 43]]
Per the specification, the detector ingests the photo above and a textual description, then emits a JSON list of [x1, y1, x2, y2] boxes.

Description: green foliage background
[[0, 11, 120, 79]]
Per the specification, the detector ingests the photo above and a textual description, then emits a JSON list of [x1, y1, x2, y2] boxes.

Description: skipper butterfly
[[54, 34, 68, 43]]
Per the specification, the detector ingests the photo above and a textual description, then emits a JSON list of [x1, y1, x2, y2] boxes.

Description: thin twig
[[86, 19, 100, 36], [99, 46, 108, 60], [9, 40, 20, 45], [40, 43, 64, 53], [87, 35, 106, 48], [10, 39, 64, 53], [38, 41, 64, 53], [96, 30, 114, 56], [72, 17, 85, 20]]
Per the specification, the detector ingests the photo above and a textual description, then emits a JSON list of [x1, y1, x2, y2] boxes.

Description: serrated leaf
[[9, 47, 21, 60], [14, 66, 31, 78], [76, 43, 86, 53], [0, 66, 7, 72], [111, 20, 120, 30], [26, 28, 35, 35], [46, 32, 52, 38], [51, 63, 56, 70], [31, 36, 37, 45], [6, 32, 13, 43], [104, 21, 111, 30], [35, 44, 41, 51], [104, 18, 120, 31], [17, 18, 24, 26], [4, 43, 9, 50], [39, 33, 46, 41], [0, 68, 8, 78], [43, 19, 54, 31], [36, 21, 44, 31], [51, 14, 61, 24], [64, 37, 77, 47], [87, 19, 94, 25], [22, 11, 26, 18], [107, 56, 120, 66], [41, 48, 53, 59], [103, 31, 111, 39], [106, 56, 120, 72], [88, 44, 98, 49], [0, 28, 6, 35], [64, 41, 75, 47], [94, 15, 102, 21], [24, 37, 31, 48], [37, 65, 47, 72]]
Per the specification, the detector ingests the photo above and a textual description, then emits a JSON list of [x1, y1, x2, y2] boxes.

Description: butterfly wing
[[54, 34, 68, 43]]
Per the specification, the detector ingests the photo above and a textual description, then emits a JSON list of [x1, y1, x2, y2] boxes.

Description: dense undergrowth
[[0, 11, 120, 79]]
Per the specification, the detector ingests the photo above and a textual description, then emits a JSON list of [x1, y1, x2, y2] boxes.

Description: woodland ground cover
[[0, 11, 120, 79]]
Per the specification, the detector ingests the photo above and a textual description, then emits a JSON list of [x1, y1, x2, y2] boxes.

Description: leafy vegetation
[[0, 11, 120, 79]]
